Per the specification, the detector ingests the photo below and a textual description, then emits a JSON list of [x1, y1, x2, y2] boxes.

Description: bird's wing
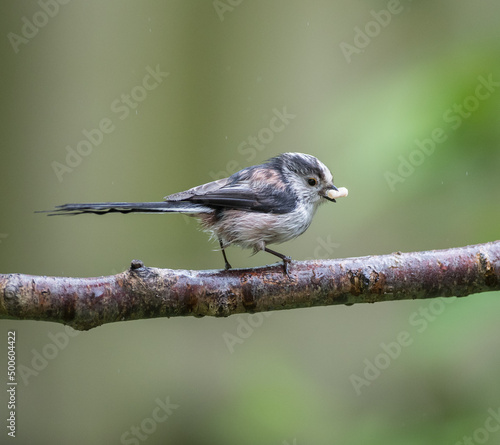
[[164, 168, 296, 214], [187, 183, 296, 213]]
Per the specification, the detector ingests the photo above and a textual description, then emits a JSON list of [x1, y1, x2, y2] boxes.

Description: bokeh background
[[1, 1, 499, 444]]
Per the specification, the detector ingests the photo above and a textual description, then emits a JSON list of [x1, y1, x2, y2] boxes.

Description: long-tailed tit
[[45, 152, 348, 272]]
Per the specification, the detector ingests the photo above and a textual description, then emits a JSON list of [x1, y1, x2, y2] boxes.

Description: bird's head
[[273, 152, 348, 207]]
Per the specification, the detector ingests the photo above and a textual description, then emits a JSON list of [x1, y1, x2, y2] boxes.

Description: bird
[[44, 152, 348, 273]]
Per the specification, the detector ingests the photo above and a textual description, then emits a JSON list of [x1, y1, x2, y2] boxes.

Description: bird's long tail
[[39, 201, 211, 216]]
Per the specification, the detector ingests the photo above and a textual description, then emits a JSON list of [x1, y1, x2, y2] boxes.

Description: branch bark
[[1, 241, 499, 331]]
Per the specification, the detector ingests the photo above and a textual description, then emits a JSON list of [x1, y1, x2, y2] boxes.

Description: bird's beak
[[323, 185, 349, 203]]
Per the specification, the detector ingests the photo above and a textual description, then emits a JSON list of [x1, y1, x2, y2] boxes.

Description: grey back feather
[[164, 177, 231, 201]]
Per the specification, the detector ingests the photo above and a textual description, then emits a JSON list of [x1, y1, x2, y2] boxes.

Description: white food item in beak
[[327, 187, 348, 200]]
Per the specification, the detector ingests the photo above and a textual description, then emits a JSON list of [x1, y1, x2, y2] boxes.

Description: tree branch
[[1, 241, 499, 330]]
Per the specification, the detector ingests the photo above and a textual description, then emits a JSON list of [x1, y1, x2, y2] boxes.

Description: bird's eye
[[307, 178, 317, 186]]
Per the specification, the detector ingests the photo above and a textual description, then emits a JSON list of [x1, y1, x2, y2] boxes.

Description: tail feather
[[39, 201, 212, 216]]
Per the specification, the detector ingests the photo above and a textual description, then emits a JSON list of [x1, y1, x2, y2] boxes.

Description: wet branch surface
[[1, 241, 499, 331]]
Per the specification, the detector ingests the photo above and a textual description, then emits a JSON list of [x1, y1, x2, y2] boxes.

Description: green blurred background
[[1, 1, 499, 444]]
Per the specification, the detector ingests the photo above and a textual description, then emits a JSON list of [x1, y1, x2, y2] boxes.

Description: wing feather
[[163, 165, 296, 213], [164, 177, 231, 201]]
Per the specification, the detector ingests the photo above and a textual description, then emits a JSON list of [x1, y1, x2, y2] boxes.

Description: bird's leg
[[219, 239, 232, 270], [264, 247, 292, 274]]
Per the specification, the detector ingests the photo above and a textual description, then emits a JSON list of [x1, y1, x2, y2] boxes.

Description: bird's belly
[[211, 206, 314, 250]]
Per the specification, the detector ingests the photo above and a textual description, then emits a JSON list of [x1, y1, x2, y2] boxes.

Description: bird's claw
[[282, 256, 291, 275]]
